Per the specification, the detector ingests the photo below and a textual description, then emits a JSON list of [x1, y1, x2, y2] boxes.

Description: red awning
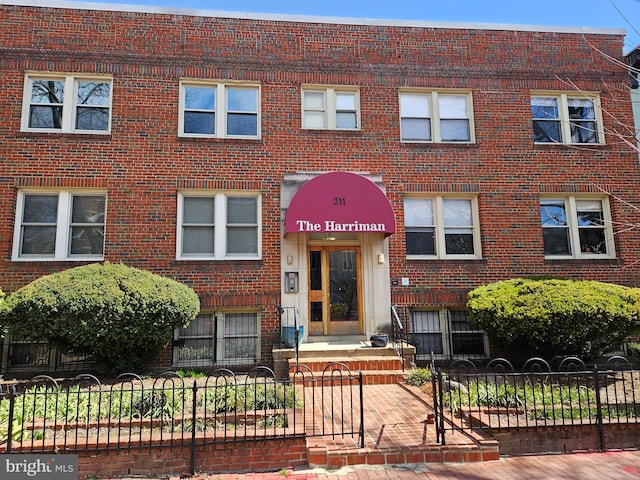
[[284, 172, 396, 236]]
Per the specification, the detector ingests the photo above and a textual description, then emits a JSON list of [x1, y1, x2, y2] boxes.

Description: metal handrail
[[390, 305, 405, 371]]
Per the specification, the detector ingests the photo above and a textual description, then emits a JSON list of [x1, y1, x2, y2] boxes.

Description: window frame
[[399, 89, 475, 143], [531, 91, 604, 145], [540, 195, 615, 259], [301, 86, 361, 130], [178, 80, 261, 139], [173, 311, 261, 368], [12, 189, 107, 262], [404, 195, 481, 260], [176, 191, 262, 260], [21, 73, 113, 134]]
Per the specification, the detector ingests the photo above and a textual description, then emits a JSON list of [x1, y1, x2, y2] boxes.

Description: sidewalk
[[172, 450, 640, 480]]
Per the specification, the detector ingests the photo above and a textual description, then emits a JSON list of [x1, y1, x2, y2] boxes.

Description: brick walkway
[[167, 450, 640, 479]]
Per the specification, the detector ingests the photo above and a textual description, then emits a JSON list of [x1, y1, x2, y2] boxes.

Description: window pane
[[31, 79, 64, 104], [21, 227, 56, 255], [23, 195, 58, 223], [443, 199, 472, 226], [533, 119, 561, 142], [570, 121, 598, 143], [227, 113, 257, 136], [227, 88, 257, 112], [401, 118, 431, 140], [304, 111, 325, 128], [439, 95, 467, 119], [336, 112, 357, 129], [531, 97, 559, 119], [414, 333, 444, 355], [227, 197, 257, 224], [303, 91, 324, 109], [70, 226, 104, 255], [568, 98, 597, 143], [567, 98, 595, 119], [576, 200, 604, 226], [406, 229, 435, 255], [29, 105, 63, 129], [400, 94, 429, 117], [404, 198, 434, 226], [336, 92, 356, 110], [185, 86, 215, 110], [543, 228, 571, 255], [451, 333, 485, 355], [440, 119, 470, 141], [445, 232, 474, 254], [179, 315, 214, 338], [412, 311, 443, 356], [540, 200, 566, 226], [225, 313, 258, 335], [77, 81, 110, 106], [76, 107, 109, 131], [227, 226, 258, 254], [182, 226, 214, 255], [184, 112, 215, 134], [184, 197, 214, 224]]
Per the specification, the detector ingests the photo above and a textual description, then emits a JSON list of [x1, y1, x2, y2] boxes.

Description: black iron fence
[[431, 356, 640, 450], [0, 364, 363, 472]]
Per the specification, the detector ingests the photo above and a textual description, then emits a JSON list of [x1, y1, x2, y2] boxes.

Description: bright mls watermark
[[1, 455, 78, 480]]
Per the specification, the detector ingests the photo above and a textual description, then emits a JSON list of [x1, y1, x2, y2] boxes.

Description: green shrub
[[405, 368, 432, 386], [467, 278, 640, 359], [1, 262, 200, 375]]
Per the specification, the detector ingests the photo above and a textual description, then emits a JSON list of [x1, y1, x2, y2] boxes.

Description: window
[[177, 193, 261, 260], [179, 81, 260, 138], [540, 196, 614, 258], [399, 90, 473, 142], [531, 92, 603, 144], [13, 191, 106, 261], [411, 310, 487, 360], [21, 74, 112, 133], [404, 196, 480, 259], [302, 87, 360, 130], [173, 312, 260, 367]]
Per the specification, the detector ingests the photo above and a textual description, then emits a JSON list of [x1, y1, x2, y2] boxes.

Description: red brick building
[[0, 1, 638, 374]]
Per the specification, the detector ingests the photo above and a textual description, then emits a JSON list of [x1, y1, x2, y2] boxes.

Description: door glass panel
[[329, 250, 358, 321], [310, 302, 323, 323], [309, 250, 322, 291]]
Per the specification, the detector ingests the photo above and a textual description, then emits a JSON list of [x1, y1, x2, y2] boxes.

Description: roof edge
[[0, 0, 627, 36]]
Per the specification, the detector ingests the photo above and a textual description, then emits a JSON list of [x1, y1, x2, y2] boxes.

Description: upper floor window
[[177, 192, 261, 260], [404, 196, 481, 259], [531, 92, 603, 144], [302, 87, 360, 130], [179, 81, 260, 138], [13, 191, 106, 261], [21, 74, 112, 133], [399, 90, 474, 143], [540, 196, 614, 258]]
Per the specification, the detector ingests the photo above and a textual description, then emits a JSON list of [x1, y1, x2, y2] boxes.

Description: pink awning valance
[[284, 172, 396, 236]]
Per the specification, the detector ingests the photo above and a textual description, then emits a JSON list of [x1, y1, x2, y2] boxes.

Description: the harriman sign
[[284, 172, 396, 236]]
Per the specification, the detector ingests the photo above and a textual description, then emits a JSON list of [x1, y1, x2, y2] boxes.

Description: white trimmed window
[[399, 90, 474, 143], [13, 191, 106, 261], [302, 87, 360, 130], [21, 74, 112, 133], [540, 196, 614, 258], [173, 311, 260, 367], [531, 92, 603, 144], [177, 192, 261, 260], [179, 81, 260, 138], [404, 196, 481, 259], [412, 310, 488, 360]]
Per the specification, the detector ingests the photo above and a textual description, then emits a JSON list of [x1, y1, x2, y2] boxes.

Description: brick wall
[[490, 424, 640, 456], [1, 4, 638, 370], [77, 438, 308, 477]]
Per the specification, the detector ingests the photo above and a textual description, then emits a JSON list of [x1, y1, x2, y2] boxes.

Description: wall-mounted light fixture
[[377, 253, 385, 264], [286, 254, 293, 265]]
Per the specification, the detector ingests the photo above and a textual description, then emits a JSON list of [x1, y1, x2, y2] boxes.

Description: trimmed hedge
[[1, 262, 200, 374], [467, 278, 640, 359]]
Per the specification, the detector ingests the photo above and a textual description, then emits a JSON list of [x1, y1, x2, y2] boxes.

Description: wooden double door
[[308, 246, 363, 336]]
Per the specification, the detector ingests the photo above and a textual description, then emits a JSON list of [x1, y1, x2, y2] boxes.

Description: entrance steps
[[273, 338, 415, 385]]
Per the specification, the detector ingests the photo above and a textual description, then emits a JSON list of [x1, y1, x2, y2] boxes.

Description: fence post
[[593, 364, 606, 452], [437, 369, 446, 446], [6, 386, 15, 453], [190, 380, 198, 475], [358, 372, 365, 448]]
